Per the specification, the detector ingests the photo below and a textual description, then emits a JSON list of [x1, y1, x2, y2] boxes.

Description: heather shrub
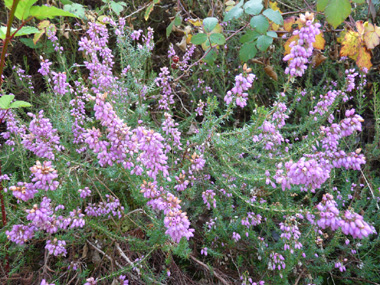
[[1, 1, 380, 284]]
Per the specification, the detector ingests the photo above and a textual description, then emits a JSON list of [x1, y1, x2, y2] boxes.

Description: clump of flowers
[[283, 12, 321, 77]]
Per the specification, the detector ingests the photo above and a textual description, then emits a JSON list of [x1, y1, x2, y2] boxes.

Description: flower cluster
[[52, 71, 70, 95], [22, 110, 62, 160], [283, 12, 321, 77], [85, 194, 124, 219], [316, 193, 376, 239], [140, 181, 194, 243], [154, 67, 174, 110], [224, 71, 256, 108], [202, 190, 216, 210], [46, 238, 67, 256]]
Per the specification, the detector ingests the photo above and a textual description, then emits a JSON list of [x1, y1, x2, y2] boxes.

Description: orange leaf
[[340, 30, 360, 57], [313, 33, 325, 50], [283, 16, 296, 32], [356, 45, 372, 70], [283, 34, 299, 56]]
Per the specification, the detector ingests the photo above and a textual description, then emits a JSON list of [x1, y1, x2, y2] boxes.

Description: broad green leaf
[[20, 38, 43, 48], [4, 0, 37, 20], [29, 5, 78, 19], [0, 95, 15, 109], [110, 1, 124, 15], [239, 41, 257, 61], [250, 15, 269, 34], [191, 33, 208, 45], [352, 0, 365, 3], [15, 26, 39, 37], [240, 29, 260, 43], [10, 101, 32, 109], [224, 1, 244, 22], [64, 3, 86, 18], [262, 8, 283, 25], [324, 0, 351, 28], [256, 34, 273, 51], [204, 48, 217, 64], [0, 26, 39, 39], [174, 15, 182, 26], [209, 33, 226, 45], [317, 0, 328, 11], [244, 0, 263, 15], [266, 31, 278, 38], [203, 17, 218, 33]]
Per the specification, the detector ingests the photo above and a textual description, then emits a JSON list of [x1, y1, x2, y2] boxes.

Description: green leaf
[[352, 0, 365, 3], [266, 31, 278, 38], [239, 41, 257, 61], [191, 33, 208, 45], [224, 1, 244, 22], [244, 0, 263, 15], [262, 8, 283, 25], [250, 15, 269, 34], [316, 0, 328, 11], [29, 5, 78, 19], [174, 15, 182, 26], [209, 33, 226, 45], [0, 26, 39, 40], [240, 29, 260, 43], [63, 3, 86, 18], [0, 95, 15, 109], [110, 1, 124, 15], [20, 38, 43, 49], [324, 0, 351, 28], [59, 0, 73, 5], [10, 101, 32, 109], [166, 21, 174, 38], [204, 48, 217, 64], [4, 0, 38, 20], [256, 34, 273, 51], [203, 17, 218, 33], [15, 26, 39, 37]]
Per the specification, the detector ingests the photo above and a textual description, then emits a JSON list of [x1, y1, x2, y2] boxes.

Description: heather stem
[[0, 0, 21, 87]]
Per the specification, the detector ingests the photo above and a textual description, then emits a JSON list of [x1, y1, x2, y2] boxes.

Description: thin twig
[[189, 254, 230, 285]]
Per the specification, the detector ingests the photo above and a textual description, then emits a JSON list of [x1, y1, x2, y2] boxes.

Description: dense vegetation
[[1, 0, 380, 284]]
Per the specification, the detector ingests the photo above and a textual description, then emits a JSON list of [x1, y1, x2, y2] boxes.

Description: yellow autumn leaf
[[269, 1, 282, 13], [356, 45, 372, 70], [363, 22, 380, 49], [283, 35, 299, 56], [313, 33, 325, 50], [283, 16, 297, 32], [340, 30, 360, 57], [188, 18, 203, 27]]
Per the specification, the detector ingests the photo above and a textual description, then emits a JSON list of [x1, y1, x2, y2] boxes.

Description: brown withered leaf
[[311, 50, 327, 68], [264, 65, 278, 81]]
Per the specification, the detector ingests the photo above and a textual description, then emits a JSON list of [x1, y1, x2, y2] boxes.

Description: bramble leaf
[[29, 5, 78, 19], [316, 0, 328, 11], [10, 101, 32, 109], [244, 0, 263, 15], [256, 34, 273, 51], [324, 0, 351, 28], [203, 17, 218, 33], [250, 15, 269, 34], [0, 95, 15, 109], [224, 1, 244, 22], [191, 33, 208, 45], [262, 8, 283, 25], [209, 33, 226, 45], [239, 41, 257, 61]]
